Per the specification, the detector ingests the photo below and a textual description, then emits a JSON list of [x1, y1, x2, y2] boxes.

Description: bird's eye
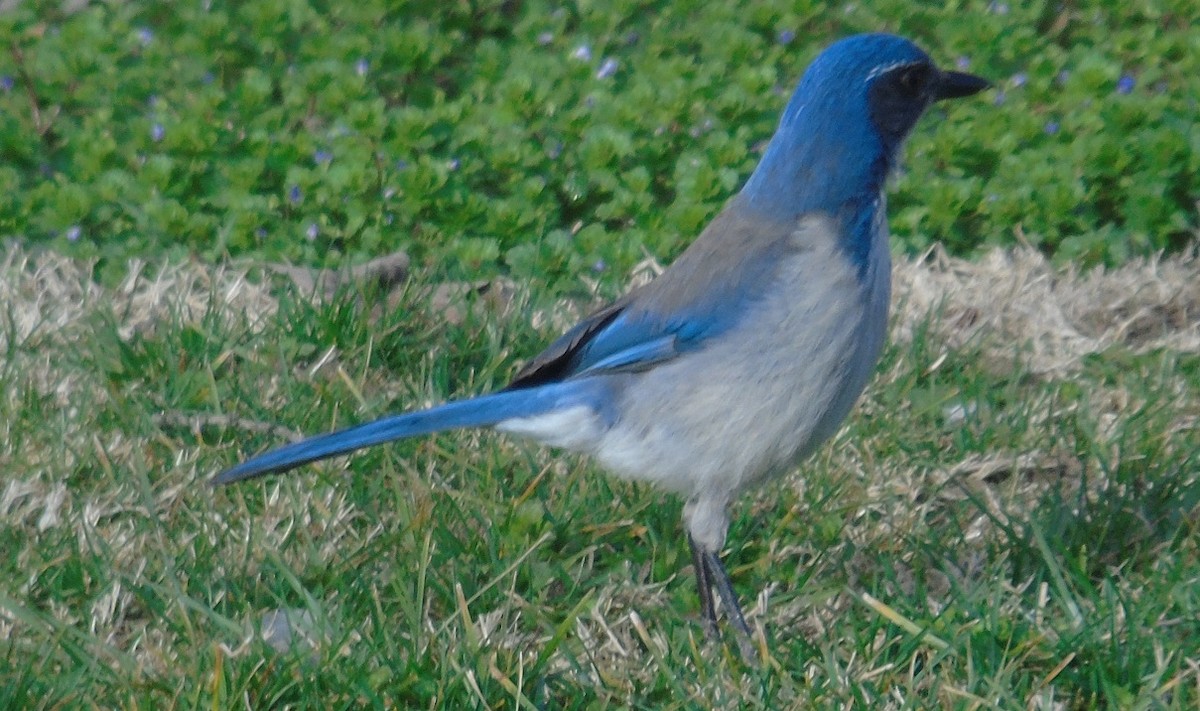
[[895, 66, 927, 97]]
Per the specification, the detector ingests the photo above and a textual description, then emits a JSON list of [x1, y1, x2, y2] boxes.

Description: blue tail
[[212, 381, 598, 485]]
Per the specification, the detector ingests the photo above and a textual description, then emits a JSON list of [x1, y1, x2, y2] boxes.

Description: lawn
[[2, 1, 1199, 708]]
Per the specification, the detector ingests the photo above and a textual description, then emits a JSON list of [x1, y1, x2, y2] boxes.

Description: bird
[[213, 33, 989, 655]]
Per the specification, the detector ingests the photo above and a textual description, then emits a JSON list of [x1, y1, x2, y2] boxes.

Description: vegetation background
[[1, 0, 1198, 707]]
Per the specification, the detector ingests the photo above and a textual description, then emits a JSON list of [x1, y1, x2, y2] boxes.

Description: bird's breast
[[595, 214, 890, 499]]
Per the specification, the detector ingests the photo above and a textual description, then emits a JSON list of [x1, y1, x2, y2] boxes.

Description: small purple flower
[[596, 58, 618, 79], [571, 44, 592, 62], [137, 27, 153, 46], [255, 227, 268, 239], [992, 89, 1006, 106], [151, 123, 164, 142], [355, 58, 369, 77], [1056, 70, 1070, 86], [591, 259, 606, 273], [690, 117, 715, 138], [147, 94, 159, 108], [537, 31, 554, 46], [1012, 72, 1027, 88], [1044, 120, 1059, 135], [314, 149, 333, 165], [1116, 74, 1135, 94], [395, 159, 409, 171], [202, 71, 215, 85], [777, 29, 796, 45], [66, 225, 81, 242], [956, 56, 971, 71], [288, 185, 302, 204], [306, 223, 319, 240], [447, 158, 460, 171], [0, 75, 13, 92], [987, 1, 1010, 14]]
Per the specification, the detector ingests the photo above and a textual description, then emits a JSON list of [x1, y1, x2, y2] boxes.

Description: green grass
[[1, 249, 1197, 707], [1, 0, 1198, 282], [3, 0, 1199, 706]]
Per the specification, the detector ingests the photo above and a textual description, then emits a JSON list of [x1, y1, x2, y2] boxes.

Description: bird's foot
[[688, 534, 759, 663]]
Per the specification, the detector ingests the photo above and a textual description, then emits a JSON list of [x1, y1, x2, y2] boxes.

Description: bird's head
[[741, 33, 989, 220]]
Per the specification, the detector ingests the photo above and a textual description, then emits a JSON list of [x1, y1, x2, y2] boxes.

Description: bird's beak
[[935, 70, 991, 100]]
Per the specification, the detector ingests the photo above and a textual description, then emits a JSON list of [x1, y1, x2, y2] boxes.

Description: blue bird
[[214, 33, 988, 653]]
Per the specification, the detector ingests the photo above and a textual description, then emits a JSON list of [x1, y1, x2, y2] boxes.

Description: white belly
[[595, 217, 886, 500]]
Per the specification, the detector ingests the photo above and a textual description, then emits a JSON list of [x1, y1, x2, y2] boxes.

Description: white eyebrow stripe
[[865, 60, 922, 82]]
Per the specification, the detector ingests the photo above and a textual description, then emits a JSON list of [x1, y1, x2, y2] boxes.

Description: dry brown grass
[[894, 243, 1200, 374]]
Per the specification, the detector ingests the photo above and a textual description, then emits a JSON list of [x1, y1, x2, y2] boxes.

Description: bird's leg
[[689, 533, 757, 661], [688, 533, 718, 636], [703, 548, 756, 661]]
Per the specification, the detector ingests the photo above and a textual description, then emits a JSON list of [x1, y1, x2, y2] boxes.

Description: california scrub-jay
[[214, 33, 989, 651]]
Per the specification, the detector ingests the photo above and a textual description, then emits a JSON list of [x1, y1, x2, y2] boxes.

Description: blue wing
[[507, 204, 801, 389]]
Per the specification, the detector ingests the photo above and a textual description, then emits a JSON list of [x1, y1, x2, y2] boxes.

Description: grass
[[3, 2, 1199, 706], [2, 0, 1198, 276], [1, 246, 1197, 708]]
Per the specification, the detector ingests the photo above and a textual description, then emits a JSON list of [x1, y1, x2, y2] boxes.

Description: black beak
[[935, 70, 991, 100]]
